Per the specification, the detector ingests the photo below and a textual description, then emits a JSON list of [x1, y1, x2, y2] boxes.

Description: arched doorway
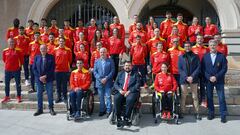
[[46, 0, 117, 27], [139, 0, 220, 30]]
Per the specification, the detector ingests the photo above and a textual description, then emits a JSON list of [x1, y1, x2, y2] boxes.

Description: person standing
[[94, 48, 115, 117], [33, 44, 56, 116], [178, 42, 201, 120], [1, 38, 23, 103], [202, 40, 228, 123]]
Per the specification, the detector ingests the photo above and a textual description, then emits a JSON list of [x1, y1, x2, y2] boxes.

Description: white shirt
[[210, 52, 217, 65]]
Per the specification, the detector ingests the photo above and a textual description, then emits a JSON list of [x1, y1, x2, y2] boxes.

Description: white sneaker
[[25, 80, 30, 86]]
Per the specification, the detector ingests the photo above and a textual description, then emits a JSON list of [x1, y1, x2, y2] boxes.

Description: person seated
[[113, 61, 140, 128], [154, 63, 178, 119], [69, 59, 91, 119]]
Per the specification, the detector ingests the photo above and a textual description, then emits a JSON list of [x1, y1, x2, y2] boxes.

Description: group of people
[[2, 11, 228, 126]]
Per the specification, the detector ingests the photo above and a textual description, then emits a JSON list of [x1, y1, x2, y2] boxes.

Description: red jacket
[[40, 33, 49, 44], [188, 24, 203, 43], [6, 27, 19, 40], [160, 19, 175, 39], [90, 38, 108, 52], [192, 44, 209, 61], [204, 24, 218, 42], [49, 26, 59, 37], [39, 26, 44, 34], [90, 50, 100, 68], [216, 43, 228, 57], [167, 34, 183, 49], [75, 51, 89, 69], [150, 51, 170, 74], [87, 26, 97, 42], [74, 26, 88, 42], [25, 27, 34, 39], [168, 46, 184, 74], [130, 43, 147, 65], [102, 29, 110, 40], [128, 30, 147, 46], [128, 23, 137, 34], [70, 68, 91, 90], [47, 41, 57, 55], [55, 36, 72, 49], [110, 23, 125, 40], [54, 46, 72, 72], [108, 36, 125, 55], [146, 37, 167, 55], [29, 40, 43, 65], [64, 26, 75, 42], [74, 40, 89, 54], [2, 47, 23, 71], [174, 21, 188, 42], [145, 24, 154, 40], [154, 72, 178, 93], [14, 35, 30, 55]]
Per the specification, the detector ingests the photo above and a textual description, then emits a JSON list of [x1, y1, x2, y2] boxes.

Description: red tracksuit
[[150, 51, 170, 74], [188, 24, 203, 43], [168, 46, 184, 74], [70, 68, 91, 90], [14, 35, 30, 56], [216, 43, 228, 57], [2, 48, 23, 71], [40, 33, 49, 44], [29, 40, 43, 65], [146, 37, 167, 55], [47, 41, 57, 55], [167, 34, 183, 48], [54, 46, 72, 72], [174, 21, 188, 42], [74, 40, 90, 54], [25, 27, 34, 39], [64, 26, 75, 42], [160, 19, 175, 39], [204, 24, 218, 43], [192, 44, 209, 61], [108, 36, 125, 55], [6, 27, 19, 40], [49, 26, 59, 38], [130, 43, 147, 65], [110, 23, 125, 40], [90, 50, 100, 68], [75, 51, 89, 69], [74, 26, 88, 42], [87, 26, 97, 42], [128, 30, 147, 46], [154, 72, 178, 93]]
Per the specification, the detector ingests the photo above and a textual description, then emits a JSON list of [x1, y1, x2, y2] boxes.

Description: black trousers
[[110, 54, 119, 80], [160, 92, 173, 111], [114, 92, 139, 120]]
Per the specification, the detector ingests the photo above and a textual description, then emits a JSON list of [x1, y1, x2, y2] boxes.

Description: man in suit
[[114, 61, 140, 128], [178, 42, 201, 120], [202, 39, 228, 123], [94, 47, 115, 117], [33, 44, 56, 116]]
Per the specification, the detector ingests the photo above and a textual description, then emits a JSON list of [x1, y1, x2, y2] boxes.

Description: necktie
[[123, 73, 130, 91], [102, 60, 106, 75]]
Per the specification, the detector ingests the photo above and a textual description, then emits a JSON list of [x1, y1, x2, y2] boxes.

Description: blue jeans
[[98, 86, 112, 113], [69, 90, 84, 113], [55, 72, 69, 99], [36, 80, 54, 110], [206, 82, 227, 118], [4, 70, 21, 97]]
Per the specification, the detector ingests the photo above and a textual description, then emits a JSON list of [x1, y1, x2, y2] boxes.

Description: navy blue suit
[[202, 52, 228, 118], [33, 54, 55, 110], [93, 57, 115, 113], [113, 71, 140, 119], [178, 52, 201, 84]]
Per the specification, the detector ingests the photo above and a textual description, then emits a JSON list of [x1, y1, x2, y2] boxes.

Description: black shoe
[[117, 119, 123, 128], [207, 115, 214, 120], [221, 117, 227, 123], [196, 114, 202, 120], [49, 108, 56, 116], [28, 89, 36, 94], [55, 98, 62, 103], [123, 118, 131, 127], [98, 111, 106, 117], [33, 109, 43, 116]]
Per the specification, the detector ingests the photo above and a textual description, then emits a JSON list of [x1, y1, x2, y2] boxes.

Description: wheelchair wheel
[[152, 92, 156, 118], [108, 110, 116, 125], [131, 109, 140, 126], [84, 91, 94, 115]]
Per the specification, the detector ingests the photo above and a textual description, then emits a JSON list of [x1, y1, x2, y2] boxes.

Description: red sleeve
[[154, 74, 161, 92], [90, 53, 94, 68], [188, 26, 195, 37], [2, 50, 6, 63], [121, 25, 125, 40], [160, 22, 164, 36], [213, 25, 218, 35], [128, 32, 133, 46], [68, 49, 72, 64], [81, 73, 92, 90], [128, 25, 132, 34], [225, 45, 228, 56], [70, 72, 75, 90]]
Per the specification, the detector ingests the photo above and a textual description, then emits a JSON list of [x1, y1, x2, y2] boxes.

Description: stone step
[[0, 99, 240, 115], [1, 90, 240, 106]]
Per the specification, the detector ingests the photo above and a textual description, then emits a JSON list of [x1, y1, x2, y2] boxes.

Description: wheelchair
[[66, 90, 94, 121], [108, 92, 142, 127], [152, 91, 180, 124]]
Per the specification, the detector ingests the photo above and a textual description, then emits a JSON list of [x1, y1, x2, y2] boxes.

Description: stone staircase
[[0, 70, 240, 116]]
